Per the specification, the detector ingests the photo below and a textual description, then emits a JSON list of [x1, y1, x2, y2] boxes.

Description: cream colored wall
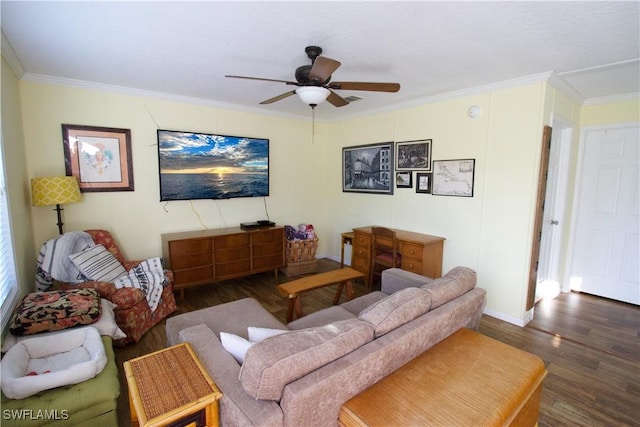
[[20, 81, 323, 260], [323, 83, 548, 323], [580, 98, 640, 125]]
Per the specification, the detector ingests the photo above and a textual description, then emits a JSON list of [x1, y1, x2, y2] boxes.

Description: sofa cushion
[[9, 288, 102, 336], [340, 291, 388, 316], [358, 287, 431, 337], [421, 266, 477, 309], [381, 268, 434, 294], [247, 327, 288, 342], [240, 318, 374, 401], [286, 305, 356, 330], [166, 298, 287, 345]]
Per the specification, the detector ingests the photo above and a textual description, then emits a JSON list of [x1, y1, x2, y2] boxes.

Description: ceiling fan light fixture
[[296, 86, 330, 106]]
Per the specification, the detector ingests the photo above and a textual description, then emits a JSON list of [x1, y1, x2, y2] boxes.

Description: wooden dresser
[[162, 226, 285, 296], [351, 226, 445, 287]]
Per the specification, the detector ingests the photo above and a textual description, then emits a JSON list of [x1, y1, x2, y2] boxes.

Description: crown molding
[[583, 92, 640, 106], [21, 72, 314, 121], [547, 73, 586, 105], [333, 72, 556, 121], [1, 31, 25, 78]]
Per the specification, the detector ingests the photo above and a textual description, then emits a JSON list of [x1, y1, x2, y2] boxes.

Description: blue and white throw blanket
[[35, 231, 94, 292], [113, 257, 166, 313]]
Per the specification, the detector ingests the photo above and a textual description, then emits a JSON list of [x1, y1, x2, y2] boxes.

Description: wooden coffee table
[[339, 328, 547, 427], [278, 267, 364, 322], [124, 343, 222, 427]]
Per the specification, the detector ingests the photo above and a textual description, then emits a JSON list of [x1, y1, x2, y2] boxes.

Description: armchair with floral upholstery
[[58, 229, 177, 346]]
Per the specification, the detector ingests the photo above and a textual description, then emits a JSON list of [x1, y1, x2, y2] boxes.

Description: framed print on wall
[[62, 124, 134, 192], [432, 159, 475, 197], [342, 142, 394, 195], [395, 139, 432, 171], [416, 172, 432, 194], [396, 171, 412, 188]]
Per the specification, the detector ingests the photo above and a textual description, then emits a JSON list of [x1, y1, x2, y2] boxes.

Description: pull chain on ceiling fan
[[225, 45, 400, 109]]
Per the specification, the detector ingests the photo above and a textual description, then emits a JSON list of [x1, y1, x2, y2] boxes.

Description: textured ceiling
[[2, 1, 639, 121]]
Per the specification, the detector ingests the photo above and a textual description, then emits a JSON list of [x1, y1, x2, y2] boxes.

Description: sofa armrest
[[381, 268, 434, 294]]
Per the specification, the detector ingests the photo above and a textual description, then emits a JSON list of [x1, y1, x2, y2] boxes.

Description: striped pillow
[[69, 244, 127, 282]]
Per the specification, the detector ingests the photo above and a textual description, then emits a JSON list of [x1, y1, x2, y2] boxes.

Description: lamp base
[[54, 204, 64, 235]]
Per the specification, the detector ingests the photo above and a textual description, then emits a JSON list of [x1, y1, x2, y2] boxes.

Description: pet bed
[[1, 326, 107, 399]]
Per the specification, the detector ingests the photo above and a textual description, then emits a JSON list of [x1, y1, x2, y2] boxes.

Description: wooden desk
[[124, 343, 222, 427], [339, 328, 547, 427], [278, 267, 364, 322], [351, 226, 445, 287]]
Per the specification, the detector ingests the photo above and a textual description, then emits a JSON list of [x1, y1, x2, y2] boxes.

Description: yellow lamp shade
[[31, 176, 82, 206]]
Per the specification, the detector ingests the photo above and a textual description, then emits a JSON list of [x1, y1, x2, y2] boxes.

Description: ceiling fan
[[225, 46, 400, 109]]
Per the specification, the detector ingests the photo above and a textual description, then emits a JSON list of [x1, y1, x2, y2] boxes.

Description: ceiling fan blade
[[328, 81, 401, 92], [309, 57, 341, 82], [226, 75, 298, 85], [259, 90, 296, 105], [327, 90, 349, 107]]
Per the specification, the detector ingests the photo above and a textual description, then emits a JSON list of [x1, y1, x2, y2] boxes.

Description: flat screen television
[[157, 129, 269, 201]]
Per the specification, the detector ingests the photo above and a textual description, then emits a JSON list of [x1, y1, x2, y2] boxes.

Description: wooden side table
[[124, 343, 222, 427]]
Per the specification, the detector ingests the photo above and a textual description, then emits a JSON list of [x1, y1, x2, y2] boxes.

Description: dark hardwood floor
[[115, 259, 640, 426]]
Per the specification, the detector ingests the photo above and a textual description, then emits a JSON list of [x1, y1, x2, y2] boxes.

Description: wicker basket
[[280, 259, 318, 277], [282, 237, 319, 276], [286, 238, 318, 263]]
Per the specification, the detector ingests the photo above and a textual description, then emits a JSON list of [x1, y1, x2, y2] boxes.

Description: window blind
[[0, 136, 19, 330]]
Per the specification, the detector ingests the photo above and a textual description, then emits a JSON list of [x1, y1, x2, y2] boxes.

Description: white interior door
[[569, 124, 639, 305]]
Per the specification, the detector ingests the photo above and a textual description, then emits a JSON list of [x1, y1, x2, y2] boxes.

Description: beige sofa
[[166, 267, 486, 426]]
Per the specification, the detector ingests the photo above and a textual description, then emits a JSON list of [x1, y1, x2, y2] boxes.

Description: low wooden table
[[278, 267, 364, 322], [339, 328, 547, 427], [124, 343, 223, 427]]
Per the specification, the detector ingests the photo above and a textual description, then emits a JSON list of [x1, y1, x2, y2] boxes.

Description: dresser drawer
[[214, 246, 250, 263], [252, 228, 283, 243], [253, 241, 283, 257], [215, 260, 252, 278], [169, 238, 212, 256], [173, 266, 213, 286], [170, 253, 212, 270], [214, 234, 250, 249]]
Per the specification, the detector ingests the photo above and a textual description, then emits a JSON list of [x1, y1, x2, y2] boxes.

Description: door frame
[[564, 121, 640, 293], [545, 116, 574, 295]]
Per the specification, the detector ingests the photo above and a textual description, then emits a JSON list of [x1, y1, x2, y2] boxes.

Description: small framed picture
[[62, 124, 134, 192], [416, 173, 432, 194], [396, 139, 432, 171], [396, 171, 412, 188]]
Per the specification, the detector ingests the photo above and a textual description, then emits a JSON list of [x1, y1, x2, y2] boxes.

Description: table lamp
[[31, 176, 82, 235]]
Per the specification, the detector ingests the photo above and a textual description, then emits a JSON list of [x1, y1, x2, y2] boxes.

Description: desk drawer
[[401, 242, 423, 259], [401, 258, 423, 274]]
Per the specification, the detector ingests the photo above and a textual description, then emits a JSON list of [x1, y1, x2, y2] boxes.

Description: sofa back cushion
[[357, 287, 431, 337], [421, 266, 477, 309], [239, 318, 374, 401]]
